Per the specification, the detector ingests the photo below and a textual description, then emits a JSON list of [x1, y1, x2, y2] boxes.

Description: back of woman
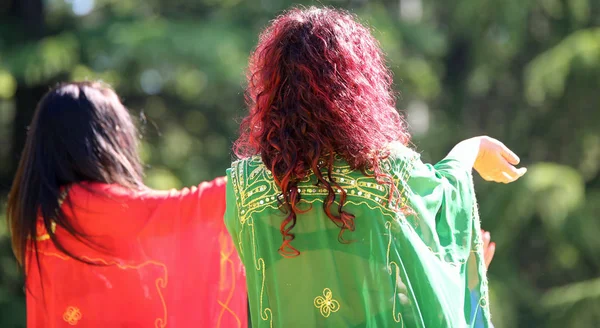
[[27, 180, 244, 328], [8, 82, 246, 327], [226, 7, 525, 328], [227, 146, 486, 327]]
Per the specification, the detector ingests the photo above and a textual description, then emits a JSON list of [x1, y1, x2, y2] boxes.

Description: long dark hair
[[235, 7, 410, 256], [6, 81, 144, 277]]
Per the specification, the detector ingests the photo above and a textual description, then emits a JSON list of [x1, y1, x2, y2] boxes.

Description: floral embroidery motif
[[63, 306, 82, 325], [314, 288, 340, 318], [40, 251, 169, 328]]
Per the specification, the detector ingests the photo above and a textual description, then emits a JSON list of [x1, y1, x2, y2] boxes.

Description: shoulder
[[385, 142, 420, 162], [230, 155, 264, 172], [69, 182, 145, 207], [229, 155, 270, 184], [377, 142, 421, 177], [61, 183, 153, 236]]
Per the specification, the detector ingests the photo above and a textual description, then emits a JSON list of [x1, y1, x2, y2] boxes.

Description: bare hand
[[474, 136, 527, 184], [481, 229, 496, 269]]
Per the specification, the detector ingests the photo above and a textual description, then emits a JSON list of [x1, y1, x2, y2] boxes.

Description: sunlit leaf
[[525, 28, 600, 105], [524, 163, 585, 229], [0, 70, 16, 99], [541, 277, 600, 308]]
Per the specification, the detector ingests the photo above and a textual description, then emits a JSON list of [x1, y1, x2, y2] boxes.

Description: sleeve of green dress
[[405, 156, 475, 262], [224, 168, 243, 262], [400, 152, 492, 327]]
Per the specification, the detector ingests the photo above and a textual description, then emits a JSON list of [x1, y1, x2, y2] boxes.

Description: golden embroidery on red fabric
[[63, 306, 82, 325], [37, 251, 168, 328]]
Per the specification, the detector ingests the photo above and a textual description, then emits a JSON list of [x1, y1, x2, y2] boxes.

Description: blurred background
[[1, 0, 599, 327]]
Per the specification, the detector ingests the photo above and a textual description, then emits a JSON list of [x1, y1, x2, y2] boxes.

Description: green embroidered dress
[[225, 144, 492, 327]]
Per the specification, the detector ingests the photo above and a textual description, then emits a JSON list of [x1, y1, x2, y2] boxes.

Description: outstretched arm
[[446, 136, 527, 184]]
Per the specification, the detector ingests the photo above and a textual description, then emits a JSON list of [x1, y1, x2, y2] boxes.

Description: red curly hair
[[235, 7, 410, 257]]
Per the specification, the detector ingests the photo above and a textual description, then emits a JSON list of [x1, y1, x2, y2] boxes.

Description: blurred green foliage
[[1, 0, 599, 327]]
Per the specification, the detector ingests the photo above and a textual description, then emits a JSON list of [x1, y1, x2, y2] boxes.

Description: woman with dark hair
[[225, 7, 525, 328], [7, 82, 247, 328]]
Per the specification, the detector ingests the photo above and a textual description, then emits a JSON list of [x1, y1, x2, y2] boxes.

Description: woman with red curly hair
[[225, 7, 525, 328]]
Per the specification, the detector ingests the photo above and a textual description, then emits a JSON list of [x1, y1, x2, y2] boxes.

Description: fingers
[[504, 162, 521, 178], [497, 154, 527, 183], [485, 242, 496, 268], [482, 230, 490, 247], [476, 138, 527, 183], [496, 141, 526, 183], [501, 171, 515, 183], [488, 168, 521, 184], [501, 165, 527, 183], [481, 229, 495, 269], [496, 140, 520, 165]]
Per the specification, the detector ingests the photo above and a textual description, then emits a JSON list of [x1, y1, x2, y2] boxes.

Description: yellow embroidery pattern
[[258, 257, 273, 327], [230, 152, 417, 325], [231, 161, 274, 328], [313, 288, 340, 318], [37, 251, 168, 328], [63, 306, 82, 325], [385, 222, 405, 325], [231, 155, 413, 225], [216, 232, 243, 328]]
